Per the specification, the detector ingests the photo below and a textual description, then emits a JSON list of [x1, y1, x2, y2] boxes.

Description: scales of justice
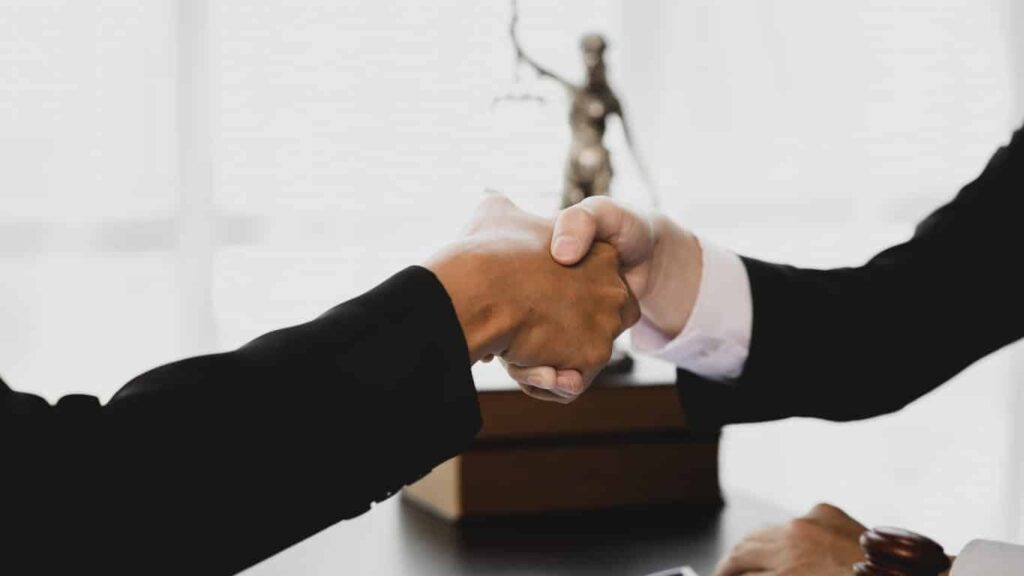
[[493, 0, 660, 376]]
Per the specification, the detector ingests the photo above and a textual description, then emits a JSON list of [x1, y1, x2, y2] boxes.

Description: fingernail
[[555, 374, 581, 395], [552, 236, 581, 262]]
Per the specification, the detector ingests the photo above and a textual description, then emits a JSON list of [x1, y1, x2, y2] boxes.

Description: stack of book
[[402, 358, 722, 520]]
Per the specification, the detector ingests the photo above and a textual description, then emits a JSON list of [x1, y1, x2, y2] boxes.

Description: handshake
[[425, 194, 703, 403]]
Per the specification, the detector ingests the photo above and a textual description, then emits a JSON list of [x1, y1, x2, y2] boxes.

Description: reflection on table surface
[[244, 492, 788, 575]]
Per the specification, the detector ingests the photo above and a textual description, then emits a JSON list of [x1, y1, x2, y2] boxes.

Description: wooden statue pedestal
[[402, 359, 722, 520]]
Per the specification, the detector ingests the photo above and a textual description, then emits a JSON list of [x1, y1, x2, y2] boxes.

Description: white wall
[[0, 1, 180, 401]]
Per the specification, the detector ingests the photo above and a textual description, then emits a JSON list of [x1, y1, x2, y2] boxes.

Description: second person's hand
[[504, 197, 704, 400]]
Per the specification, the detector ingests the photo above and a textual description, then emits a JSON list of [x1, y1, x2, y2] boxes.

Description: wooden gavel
[[854, 527, 951, 576]]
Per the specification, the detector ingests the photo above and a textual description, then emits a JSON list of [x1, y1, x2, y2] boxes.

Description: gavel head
[[853, 527, 951, 576]]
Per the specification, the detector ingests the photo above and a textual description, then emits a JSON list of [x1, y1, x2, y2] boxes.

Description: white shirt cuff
[[630, 237, 752, 382], [951, 539, 1024, 575]]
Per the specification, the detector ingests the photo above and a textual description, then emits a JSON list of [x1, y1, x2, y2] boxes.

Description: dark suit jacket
[[0, 267, 481, 575], [677, 126, 1024, 431]]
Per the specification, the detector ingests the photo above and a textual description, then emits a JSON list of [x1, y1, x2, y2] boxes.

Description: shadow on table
[[396, 494, 785, 575]]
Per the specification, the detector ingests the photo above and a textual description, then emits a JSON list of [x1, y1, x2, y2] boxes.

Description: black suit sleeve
[[677, 127, 1024, 430], [1, 266, 481, 575]]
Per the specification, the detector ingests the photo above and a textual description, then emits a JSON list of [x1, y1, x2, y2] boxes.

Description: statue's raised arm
[[509, 2, 575, 92]]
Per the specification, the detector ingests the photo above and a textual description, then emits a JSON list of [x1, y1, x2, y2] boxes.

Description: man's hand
[[504, 197, 703, 400], [425, 195, 640, 400], [714, 503, 867, 576]]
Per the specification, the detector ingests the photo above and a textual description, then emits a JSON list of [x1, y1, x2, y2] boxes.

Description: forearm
[[670, 124, 1024, 426], [512, 39, 572, 89], [110, 267, 480, 456], [672, 242, 1017, 431], [1, 266, 482, 574], [735, 256, 931, 420]]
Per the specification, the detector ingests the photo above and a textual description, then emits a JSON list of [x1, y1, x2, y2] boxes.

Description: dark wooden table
[[243, 492, 789, 575]]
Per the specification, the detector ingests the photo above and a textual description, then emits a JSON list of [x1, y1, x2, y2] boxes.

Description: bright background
[[1, 0, 1021, 562]]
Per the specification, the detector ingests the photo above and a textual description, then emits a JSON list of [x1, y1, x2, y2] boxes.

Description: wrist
[[425, 244, 518, 363], [638, 216, 702, 338]]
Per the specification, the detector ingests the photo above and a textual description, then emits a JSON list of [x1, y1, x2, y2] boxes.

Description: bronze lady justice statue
[[510, 15, 658, 209], [506, 9, 658, 374]]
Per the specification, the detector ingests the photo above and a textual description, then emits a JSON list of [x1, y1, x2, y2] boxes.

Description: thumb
[[550, 197, 653, 267], [550, 204, 597, 265]]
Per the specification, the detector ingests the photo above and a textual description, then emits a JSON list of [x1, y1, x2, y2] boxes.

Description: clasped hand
[[426, 195, 640, 399], [429, 194, 703, 403]]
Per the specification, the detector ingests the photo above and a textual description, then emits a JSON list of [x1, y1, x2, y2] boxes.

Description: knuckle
[[622, 302, 641, 328], [730, 539, 754, 556], [581, 195, 614, 212], [611, 284, 629, 305], [559, 205, 594, 230], [785, 518, 817, 539], [601, 289, 627, 315], [809, 502, 841, 518], [564, 204, 590, 221]]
